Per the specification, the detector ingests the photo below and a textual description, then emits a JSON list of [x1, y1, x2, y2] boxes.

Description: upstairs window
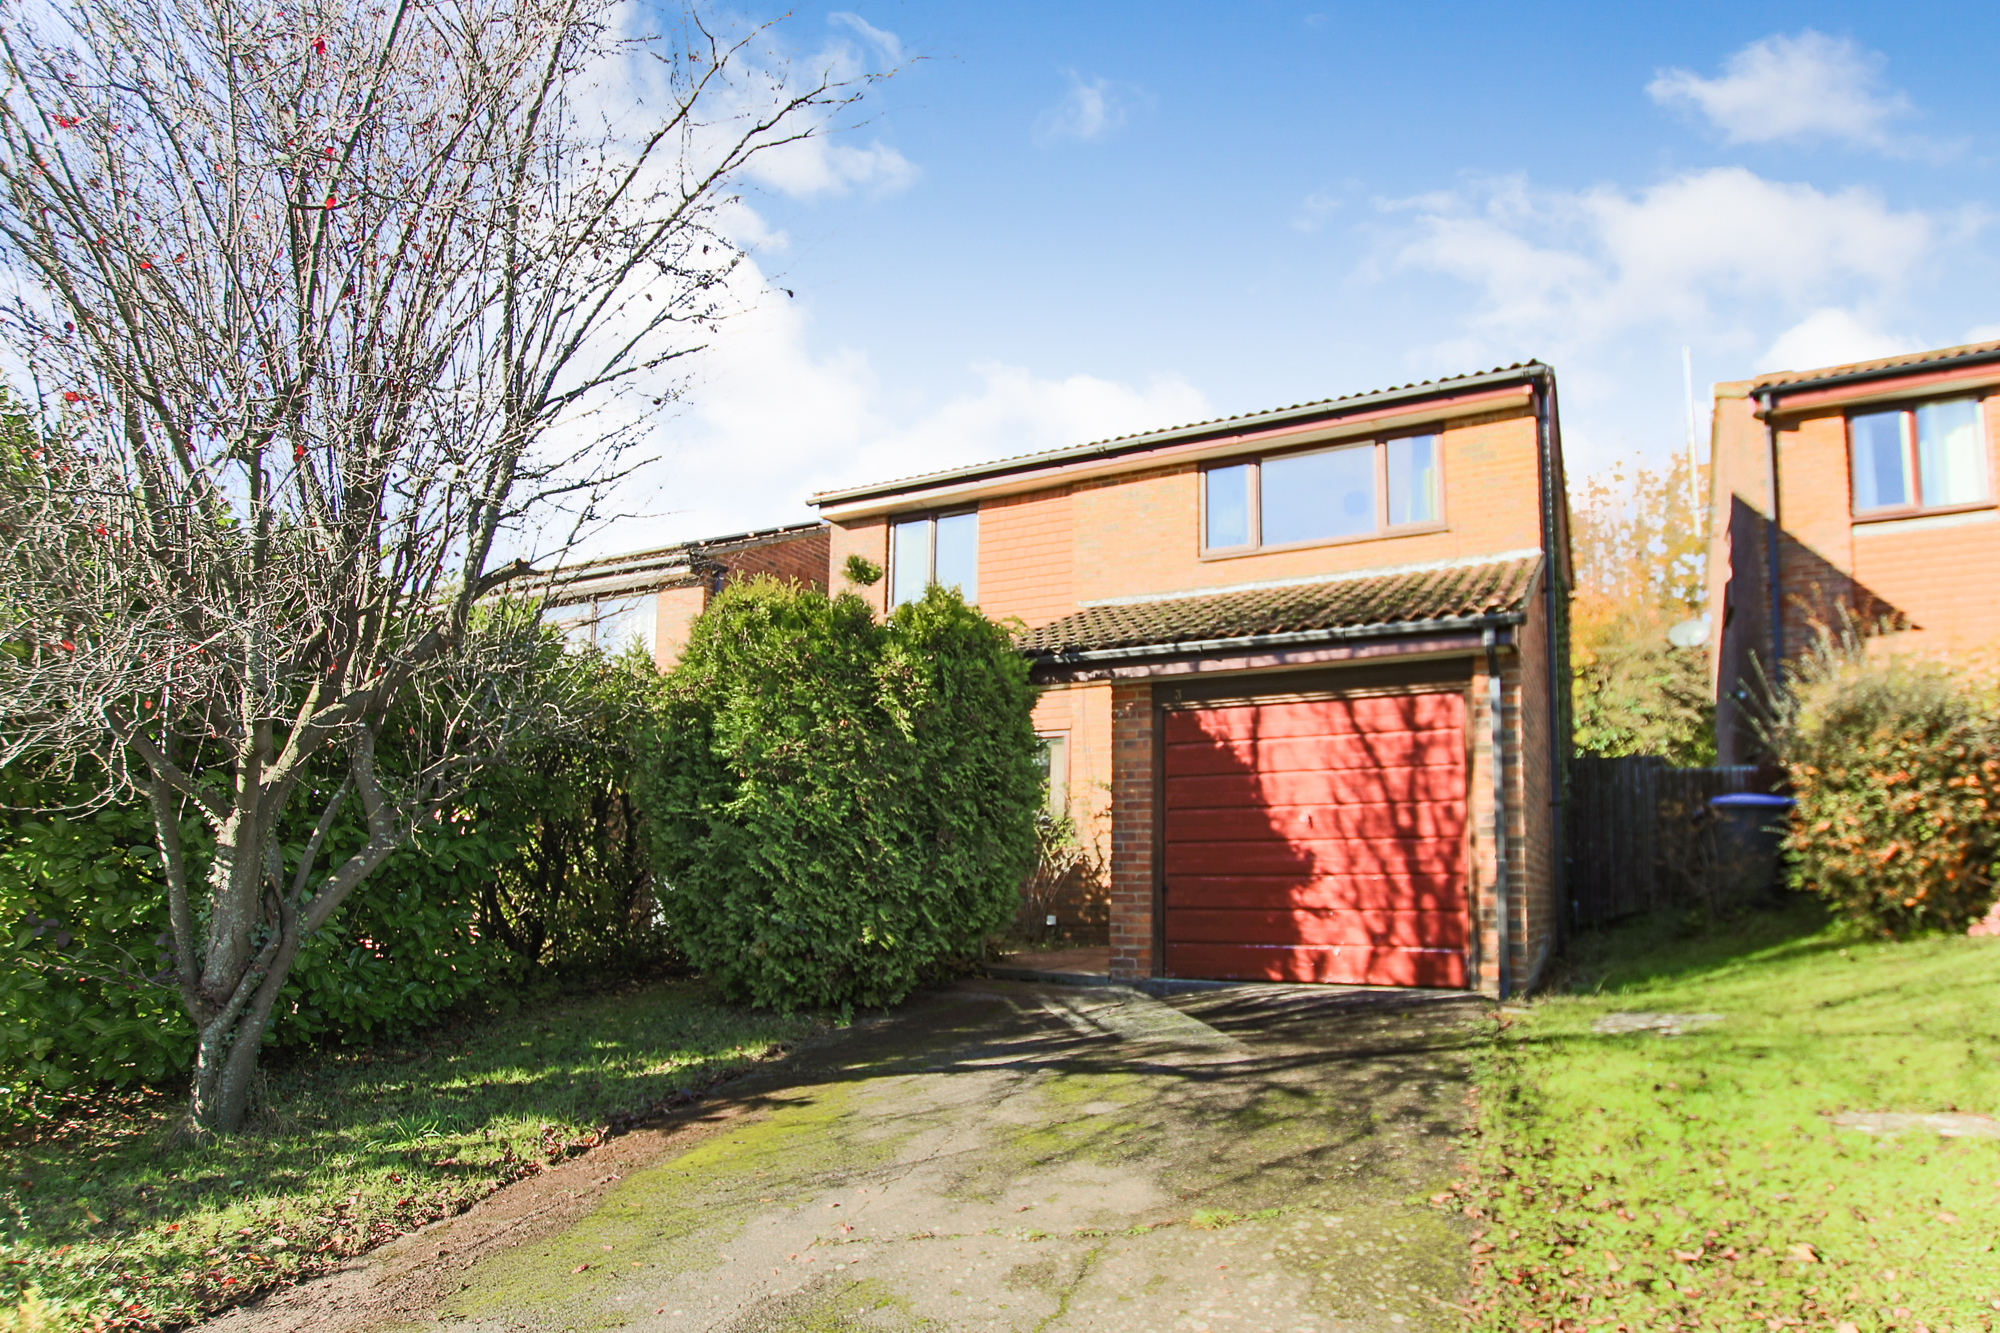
[[1202, 433, 1441, 553], [891, 509, 978, 605], [547, 594, 656, 656], [1850, 398, 1987, 517]]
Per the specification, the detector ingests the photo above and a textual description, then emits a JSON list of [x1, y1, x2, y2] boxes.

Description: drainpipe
[[1485, 626, 1511, 1000], [1531, 368, 1568, 946], [1758, 389, 1783, 673]]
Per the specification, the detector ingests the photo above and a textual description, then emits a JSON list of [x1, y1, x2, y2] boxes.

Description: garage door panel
[[1168, 874, 1466, 912], [1164, 942, 1466, 988], [1162, 690, 1469, 989], [1164, 803, 1466, 842], [1166, 767, 1466, 809], [1165, 729, 1465, 776], [1166, 837, 1462, 878], [1164, 908, 1468, 949], [1165, 694, 1464, 744]]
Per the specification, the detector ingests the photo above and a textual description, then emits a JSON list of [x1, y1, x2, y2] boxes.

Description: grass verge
[[1440, 899, 2000, 1331], [0, 979, 815, 1330]]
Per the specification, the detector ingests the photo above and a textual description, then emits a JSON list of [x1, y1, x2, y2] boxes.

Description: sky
[[593, 1, 2000, 552]]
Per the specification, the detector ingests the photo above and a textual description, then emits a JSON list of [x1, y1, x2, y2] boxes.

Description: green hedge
[[635, 579, 1042, 1012], [1774, 648, 2000, 936], [0, 650, 667, 1092]]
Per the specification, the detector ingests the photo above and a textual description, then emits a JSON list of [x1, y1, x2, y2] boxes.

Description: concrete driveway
[[220, 979, 1490, 1333]]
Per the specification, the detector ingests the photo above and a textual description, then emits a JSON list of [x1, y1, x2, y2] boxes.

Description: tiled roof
[[527, 522, 825, 603], [1018, 556, 1542, 657], [1753, 338, 2000, 390], [812, 362, 1547, 505]]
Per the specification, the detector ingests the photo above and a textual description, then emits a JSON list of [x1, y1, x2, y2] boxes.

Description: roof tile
[[1019, 556, 1542, 657]]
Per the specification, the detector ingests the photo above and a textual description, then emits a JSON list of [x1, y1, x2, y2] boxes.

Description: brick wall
[[1065, 404, 1542, 607], [1466, 642, 1548, 998], [718, 527, 830, 591], [1516, 582, 1558, 991], [828, 516, 889, 614], [823, 402, 1544, 636], [1106, 682, 1156, 980], [652, 583, 709, 672], [979, 486, 1075, 629], [1712, 387, 2000, 764]]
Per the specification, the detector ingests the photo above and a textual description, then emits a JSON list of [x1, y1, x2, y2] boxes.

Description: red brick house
[[538, 522, 828, 671], [811, 363, 1573, 997], [1707, 339, 2000, 763]]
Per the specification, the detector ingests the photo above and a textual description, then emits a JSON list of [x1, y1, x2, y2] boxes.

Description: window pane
[[545, 600, 596, 653], [1205, 464, 1251, 548], [594, 594, 656, 657], [1850, 410, 1910, 512], [1386, 434, 1439, 525], [890, 518, 931, 606], [1916, 399, 1984, 507], [1040, 734, 1069, 816], [934, 511, 978, 602], [1261, 444, 1375, 545]]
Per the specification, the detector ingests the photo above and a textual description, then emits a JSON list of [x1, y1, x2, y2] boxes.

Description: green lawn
[[1445, 900, 2000, 1331], [0, 981, 815, 1330]]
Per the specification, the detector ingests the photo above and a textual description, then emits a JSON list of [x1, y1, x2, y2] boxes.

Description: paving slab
[[206, 980, 1491, 1333]]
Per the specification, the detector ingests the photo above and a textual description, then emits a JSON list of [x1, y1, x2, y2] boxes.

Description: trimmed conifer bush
[[636, 579, 1042, 1011], [1770, 645, 2000, 936]]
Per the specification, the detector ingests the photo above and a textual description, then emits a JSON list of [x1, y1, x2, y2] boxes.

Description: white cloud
[[1035, 71, 1138, 144], [743, 137, 918, 198], [1391, 167, 1932, 352], [1648, 31, 1915, 151], [1291, 191, 1342, 233], [1964, 322, 2000, 344], [581, 251, 1210, 554], [828, 11, 901, 62], [1756, 309, 1921, 374]]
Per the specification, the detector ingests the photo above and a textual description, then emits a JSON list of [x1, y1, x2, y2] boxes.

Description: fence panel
[[1568, 760, 1759, 929]]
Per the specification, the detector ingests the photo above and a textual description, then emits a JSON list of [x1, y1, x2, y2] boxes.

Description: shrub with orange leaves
[[1768, 642, 2000, 936]]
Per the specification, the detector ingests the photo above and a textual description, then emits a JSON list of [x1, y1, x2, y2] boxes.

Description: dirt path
[[203, 979, 1490, 1333]]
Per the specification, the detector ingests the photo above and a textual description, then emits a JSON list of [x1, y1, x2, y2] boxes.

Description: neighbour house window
[[891, 510, 978, 605], [1201, 433, 1441, 553], [1035, 733, 1070, 818], [1849, 398, 1988, 517], [547, 594, 657, 656]]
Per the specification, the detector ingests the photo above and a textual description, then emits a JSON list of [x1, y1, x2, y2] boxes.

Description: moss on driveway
[[206, 980, 1492, 1333]]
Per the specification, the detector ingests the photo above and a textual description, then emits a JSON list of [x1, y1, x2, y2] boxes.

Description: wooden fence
[[1568, 757, 1760, 930]]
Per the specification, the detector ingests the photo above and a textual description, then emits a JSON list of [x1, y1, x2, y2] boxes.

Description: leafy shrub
[[1769, 644, 2000, 936], [636, 579, 1042, 1012], [0, 647, 668, 1089], [474, 652, 673, 982], [0, 764, 189, 1088], [0, 756, 520, 1085]]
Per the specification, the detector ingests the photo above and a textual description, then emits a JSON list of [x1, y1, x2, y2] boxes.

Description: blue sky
[[607, 1, 2000, 547]]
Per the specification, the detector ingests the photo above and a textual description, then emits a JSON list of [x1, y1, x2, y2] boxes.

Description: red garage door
[[1163, 691, 1468, 987]]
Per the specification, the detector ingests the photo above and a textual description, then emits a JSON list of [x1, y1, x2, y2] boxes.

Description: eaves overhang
[[1753, 344, 2000, 417]]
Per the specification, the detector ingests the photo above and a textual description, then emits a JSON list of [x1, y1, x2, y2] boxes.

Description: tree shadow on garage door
[[1162, 690, 1471, 988]]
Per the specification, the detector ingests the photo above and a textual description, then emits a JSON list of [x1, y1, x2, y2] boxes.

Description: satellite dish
[[1667, 616, 1711, 650]]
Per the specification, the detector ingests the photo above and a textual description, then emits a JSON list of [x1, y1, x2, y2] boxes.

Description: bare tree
[[0, 0, 872, 1133]]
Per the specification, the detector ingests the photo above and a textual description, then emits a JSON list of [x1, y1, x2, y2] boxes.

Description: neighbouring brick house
[[811, 363, 1573, 997], [538, 522, 828, 671], [1707, 339, 2000, 763]]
